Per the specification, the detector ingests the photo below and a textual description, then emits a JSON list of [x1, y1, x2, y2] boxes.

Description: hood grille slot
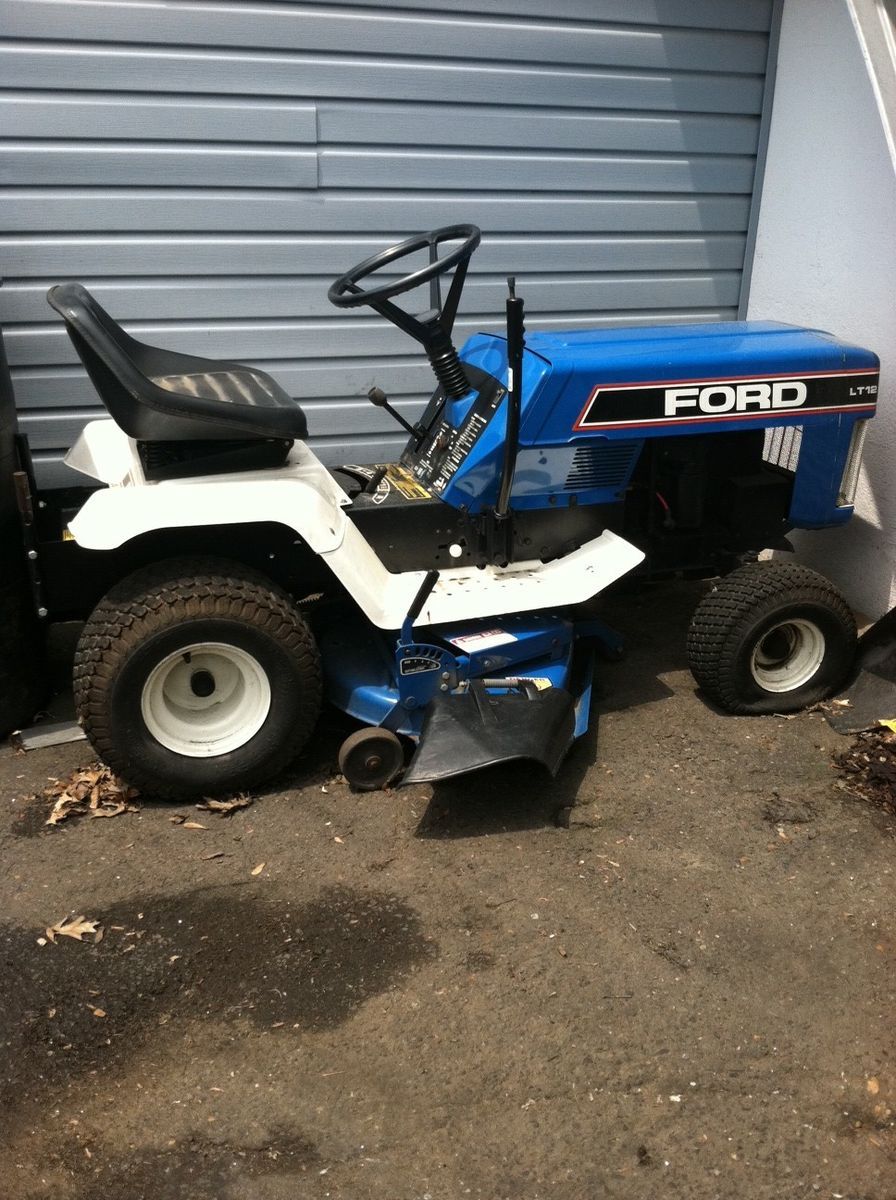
[[564, 441, 640, 491]]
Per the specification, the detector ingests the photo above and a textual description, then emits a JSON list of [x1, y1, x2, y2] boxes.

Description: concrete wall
[[746, 0, 896, 618]]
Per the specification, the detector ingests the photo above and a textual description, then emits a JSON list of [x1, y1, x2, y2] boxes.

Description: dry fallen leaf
[[251, 862, 266, 876], [91, 802, 128, 820], [43, 764, 139, 825], [196, 795, 253, 815], [46, 792, 79, 826], [46, 915, 102, 943]]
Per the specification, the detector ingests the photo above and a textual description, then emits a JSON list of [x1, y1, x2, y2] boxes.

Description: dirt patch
[[3, 580, 895, 1199], [49, 1129, 319, 1200], [761, 790, 820, 825], [9, 790, 57, 838], [0, 885, 435, 1116], [834, 727, 896, 820]]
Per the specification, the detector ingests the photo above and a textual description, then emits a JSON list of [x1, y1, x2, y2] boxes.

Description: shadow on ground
[[414, 721, 599, 838], [0, 884, 435, 1116], [412, 579, 709, 838], [64, 1129, 319, 1200]]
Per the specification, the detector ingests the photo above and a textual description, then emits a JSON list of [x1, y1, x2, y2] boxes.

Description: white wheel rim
[[141, 642, 271, 757], [750, 618, 826, 693]]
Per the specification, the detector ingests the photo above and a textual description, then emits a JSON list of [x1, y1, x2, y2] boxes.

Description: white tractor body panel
[[325, 520, 644, 629], [66, 420, 645, 630], [65, 419, 142, 486], [413, 530, 644, 627], [66, 421, 353, 555]]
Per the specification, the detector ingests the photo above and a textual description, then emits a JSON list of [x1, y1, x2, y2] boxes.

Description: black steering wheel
[[328, 224, 481, 401], [328, 224, 480, 309]]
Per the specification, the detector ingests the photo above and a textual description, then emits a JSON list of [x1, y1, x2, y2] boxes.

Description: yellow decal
[[385, 464, 431, 500]]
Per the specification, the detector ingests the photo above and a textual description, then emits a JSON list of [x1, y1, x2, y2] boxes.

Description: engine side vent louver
[[564, 441, 641, 491], [763, 424, 802, 473]]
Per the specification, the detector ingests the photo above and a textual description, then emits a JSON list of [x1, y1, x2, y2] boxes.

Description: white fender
[[66, 421, 353, 555], [66, 420, 645, 630]]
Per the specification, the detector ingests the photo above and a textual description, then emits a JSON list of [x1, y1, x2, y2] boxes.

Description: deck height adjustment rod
[[400, 570, 441, 645], [495, 277, 525, 521]]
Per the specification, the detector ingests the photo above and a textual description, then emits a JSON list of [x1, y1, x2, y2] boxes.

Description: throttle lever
[[367, 386, 419, 439]]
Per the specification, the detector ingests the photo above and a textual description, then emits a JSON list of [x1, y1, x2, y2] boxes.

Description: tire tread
[[686, 561, 856, 714], [74, 557, 321, 798]]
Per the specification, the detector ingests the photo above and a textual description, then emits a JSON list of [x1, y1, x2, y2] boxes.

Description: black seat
[[47, 283, 308, 444]]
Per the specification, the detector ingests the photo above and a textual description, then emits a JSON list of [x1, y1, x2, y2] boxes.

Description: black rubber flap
[[402, 685, 576, 786], [826, 607, 896, 734]]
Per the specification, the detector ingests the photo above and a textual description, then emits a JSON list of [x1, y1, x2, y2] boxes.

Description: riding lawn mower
[[0, 224, 880, 796]]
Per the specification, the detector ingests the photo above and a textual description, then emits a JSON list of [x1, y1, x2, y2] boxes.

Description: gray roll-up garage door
[[0, 0, 778, 487]]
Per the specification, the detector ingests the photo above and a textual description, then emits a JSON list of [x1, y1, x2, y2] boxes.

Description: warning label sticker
[[449, 628, 518, 652], [385, 464, 432, 500]]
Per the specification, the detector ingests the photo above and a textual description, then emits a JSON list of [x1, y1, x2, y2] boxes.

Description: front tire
[[74, 558, 321, 799], [686, 561, 856, 714]]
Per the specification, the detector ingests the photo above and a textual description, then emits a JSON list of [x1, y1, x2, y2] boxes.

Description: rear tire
[[686, 561, 856, 714], [73, 558, 321, 799]]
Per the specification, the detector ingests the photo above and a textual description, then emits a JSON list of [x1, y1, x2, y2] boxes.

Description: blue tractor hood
[[404, 319, 879, 527], [467, 320, 879, 445]]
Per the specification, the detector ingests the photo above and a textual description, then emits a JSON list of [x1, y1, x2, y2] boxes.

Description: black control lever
[[363, 464, 388, 494], [367, 386, 420, 439]]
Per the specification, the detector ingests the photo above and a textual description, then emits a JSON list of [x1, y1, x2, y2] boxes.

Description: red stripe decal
[[574, 403, 877, 434]]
